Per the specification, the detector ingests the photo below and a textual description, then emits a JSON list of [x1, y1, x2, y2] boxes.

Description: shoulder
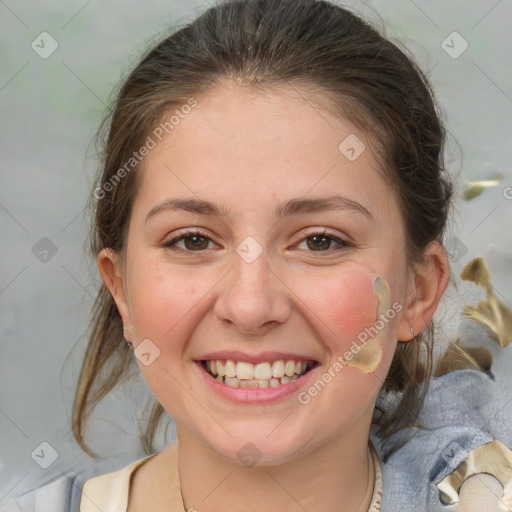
[[6, 452, 159, 512], [7, 472, 87, 512], [80, 453, 157, 512], [374, 369, 512, 511]]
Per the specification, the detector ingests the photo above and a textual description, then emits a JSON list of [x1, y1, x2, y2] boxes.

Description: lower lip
[[194, 361, 318, 404]]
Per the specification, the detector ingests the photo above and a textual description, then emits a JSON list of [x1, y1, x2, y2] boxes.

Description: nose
[[213, 248, 291, 336]]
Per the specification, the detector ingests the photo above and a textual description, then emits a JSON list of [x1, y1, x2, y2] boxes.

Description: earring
[[123, 325, 134, 350], [410, 327, 415, 339]]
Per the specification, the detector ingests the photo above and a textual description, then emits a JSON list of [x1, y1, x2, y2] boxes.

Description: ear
[[97, 248, 133, 341], [397, 240, 450, 342]]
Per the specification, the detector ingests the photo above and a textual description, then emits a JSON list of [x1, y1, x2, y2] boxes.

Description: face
[[104, 82, 416, 465]]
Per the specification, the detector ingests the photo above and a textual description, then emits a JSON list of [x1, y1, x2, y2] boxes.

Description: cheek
[[127, 259, 205, 339], [333, 274, 377, 335], [296, 266, 379, 342]]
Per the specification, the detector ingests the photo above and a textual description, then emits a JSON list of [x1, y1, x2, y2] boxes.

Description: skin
[[99, 81, 450, 512], [346, 276, 391, 372]]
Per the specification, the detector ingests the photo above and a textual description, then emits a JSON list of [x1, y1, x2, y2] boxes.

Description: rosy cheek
[[333, 274, 377, 336], [307, 269, 391, 373], [345, 276, 391, 373], [318, 268, 380, 338], [129, 262, 198, 338]]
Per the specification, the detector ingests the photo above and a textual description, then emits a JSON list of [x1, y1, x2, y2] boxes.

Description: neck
[[175, 417, 375, 512]]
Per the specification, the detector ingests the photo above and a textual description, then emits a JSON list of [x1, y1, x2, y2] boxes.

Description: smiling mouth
[[200, 359, 317, 388]]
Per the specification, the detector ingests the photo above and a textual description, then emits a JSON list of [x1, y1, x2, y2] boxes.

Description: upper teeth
[[206, 359, 312, 380]]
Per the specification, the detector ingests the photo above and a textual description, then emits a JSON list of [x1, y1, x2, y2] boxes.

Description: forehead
[[134, 82, 397, 222]]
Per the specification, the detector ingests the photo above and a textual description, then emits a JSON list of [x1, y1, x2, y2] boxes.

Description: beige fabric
[[79, 441, 383, 511], [79, 443, 183, 512]]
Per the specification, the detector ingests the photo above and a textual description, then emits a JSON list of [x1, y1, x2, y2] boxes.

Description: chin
[[201, 429, 312, 468]]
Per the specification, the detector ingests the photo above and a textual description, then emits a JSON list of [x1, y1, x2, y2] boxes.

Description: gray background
[[1, 0, 511, 504]]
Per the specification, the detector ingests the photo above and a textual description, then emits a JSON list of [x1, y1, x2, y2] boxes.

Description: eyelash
[[161, 228, 352, 254]]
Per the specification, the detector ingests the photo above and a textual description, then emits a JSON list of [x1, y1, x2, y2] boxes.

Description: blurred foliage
[[435, 257, 512, 377]]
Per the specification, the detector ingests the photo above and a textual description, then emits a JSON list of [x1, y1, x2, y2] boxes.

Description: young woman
[[11, 1, 512, 511]]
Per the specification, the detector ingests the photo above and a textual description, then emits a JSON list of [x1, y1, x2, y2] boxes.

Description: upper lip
[[195, 351, 318, 364]]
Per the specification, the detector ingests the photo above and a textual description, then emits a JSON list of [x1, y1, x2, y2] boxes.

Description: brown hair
[[73, 0, 453, 462]]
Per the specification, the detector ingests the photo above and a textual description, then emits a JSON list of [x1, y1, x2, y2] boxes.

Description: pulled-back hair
[[73, 0, 453, 462]]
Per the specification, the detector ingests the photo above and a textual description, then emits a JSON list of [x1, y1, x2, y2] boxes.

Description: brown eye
[[295, 231, 351, 253], [306, 234, 332, 251], [182, 234, 210, 250], [162, 230, 216, 251]]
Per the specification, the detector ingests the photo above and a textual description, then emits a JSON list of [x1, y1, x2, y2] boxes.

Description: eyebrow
[[145, 195, 373, 223]]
